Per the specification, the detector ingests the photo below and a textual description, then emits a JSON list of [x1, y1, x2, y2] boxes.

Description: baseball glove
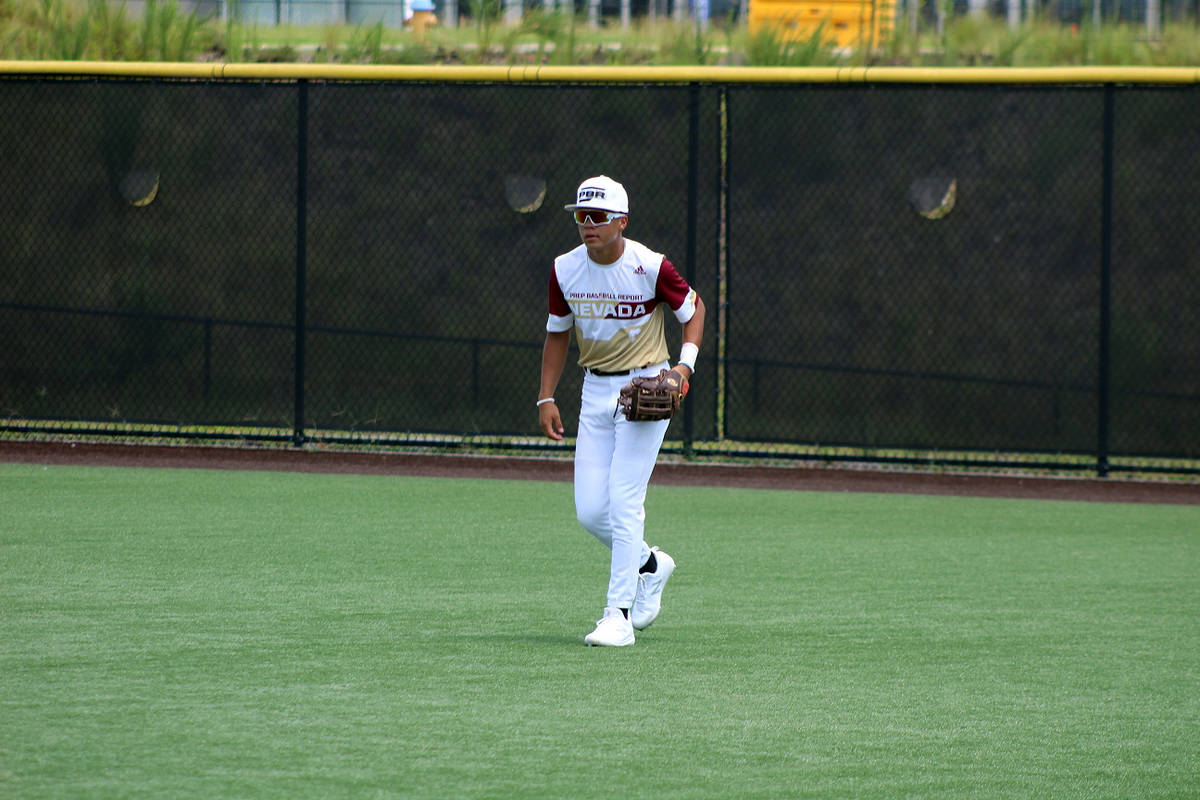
[[617, 368, 689, 422]]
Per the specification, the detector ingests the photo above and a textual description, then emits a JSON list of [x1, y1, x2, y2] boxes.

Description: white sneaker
[[631, 547, 675, 631], [584, 606, 635, 647]]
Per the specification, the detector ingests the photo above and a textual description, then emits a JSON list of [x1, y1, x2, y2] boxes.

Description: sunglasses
[[572, 209, 625, 226]]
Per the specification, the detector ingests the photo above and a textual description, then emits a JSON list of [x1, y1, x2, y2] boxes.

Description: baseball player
[[537, 175, 706, 647]]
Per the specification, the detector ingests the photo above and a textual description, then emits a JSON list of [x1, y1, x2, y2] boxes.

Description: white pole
[[1145, 0, 1160, 35]]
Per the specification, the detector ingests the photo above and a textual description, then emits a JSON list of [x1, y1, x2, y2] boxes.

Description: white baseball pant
[[574, 362, 671, 609]]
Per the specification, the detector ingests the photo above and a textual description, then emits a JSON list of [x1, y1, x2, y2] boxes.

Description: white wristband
[[679, 342, 699, 372], [536, 397, 556, 407]]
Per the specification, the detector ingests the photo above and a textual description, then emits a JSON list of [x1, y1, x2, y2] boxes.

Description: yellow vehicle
[[748, 0, 897, 49]]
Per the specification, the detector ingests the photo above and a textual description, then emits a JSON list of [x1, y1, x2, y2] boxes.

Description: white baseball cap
[[564, 175, 629, 214]]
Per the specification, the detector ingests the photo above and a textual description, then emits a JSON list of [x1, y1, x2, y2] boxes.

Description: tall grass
[[522, 8, 573, 65], [341, 20, 385, 63], [467, 0, 501, 63], [1, 0, 214, 60], [1, 0, 1199, 65], [658, 20, 715, 64], [137, 0, 202, 60], [87, 0, 131, 58], [743, 19, 840, 66]]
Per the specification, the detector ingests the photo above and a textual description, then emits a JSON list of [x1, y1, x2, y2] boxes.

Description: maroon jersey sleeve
[[548, 264, 571, 317], [655, 257, 692, 311]]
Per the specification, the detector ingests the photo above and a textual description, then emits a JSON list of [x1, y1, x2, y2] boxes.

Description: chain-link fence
[[2, 69, 1197, 475]]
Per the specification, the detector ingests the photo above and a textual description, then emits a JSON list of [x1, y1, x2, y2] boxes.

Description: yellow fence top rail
[[2, 61, 1200, 84]]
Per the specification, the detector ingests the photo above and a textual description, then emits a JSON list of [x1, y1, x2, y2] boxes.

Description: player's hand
[[539, 402, 565, 441], [669, 364, 692, 382]]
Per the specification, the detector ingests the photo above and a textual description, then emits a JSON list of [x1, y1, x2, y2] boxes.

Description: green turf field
[[1, 462, 1197, 798]]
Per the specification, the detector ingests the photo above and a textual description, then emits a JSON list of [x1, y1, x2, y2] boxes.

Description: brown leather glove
[[617, 368, 689, 421]]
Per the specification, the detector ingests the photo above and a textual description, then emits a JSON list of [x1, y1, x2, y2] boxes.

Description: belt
[[586, 363, 653, 377]]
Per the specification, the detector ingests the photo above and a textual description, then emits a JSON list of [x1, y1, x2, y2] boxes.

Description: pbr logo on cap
[[564, 175, 629, 214]]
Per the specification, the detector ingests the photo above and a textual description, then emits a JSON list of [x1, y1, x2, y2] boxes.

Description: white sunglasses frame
[[572, 209, 626, 226]]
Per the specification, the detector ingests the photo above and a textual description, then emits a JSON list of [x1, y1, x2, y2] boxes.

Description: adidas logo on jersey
[[633, 265, 647, 275]]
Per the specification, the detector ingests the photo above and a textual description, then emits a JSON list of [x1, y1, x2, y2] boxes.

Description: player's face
[[575, 208, 627, 257]]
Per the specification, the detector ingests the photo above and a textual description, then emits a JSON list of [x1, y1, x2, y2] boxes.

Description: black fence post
[[293, 80, 309, 447], [683, 83, 699, 457], [1097, 84, 1114, 477], [716, 86, 729, 443]]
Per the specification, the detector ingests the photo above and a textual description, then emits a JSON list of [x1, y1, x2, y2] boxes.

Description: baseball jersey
[[546, 238, 698, 373]]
